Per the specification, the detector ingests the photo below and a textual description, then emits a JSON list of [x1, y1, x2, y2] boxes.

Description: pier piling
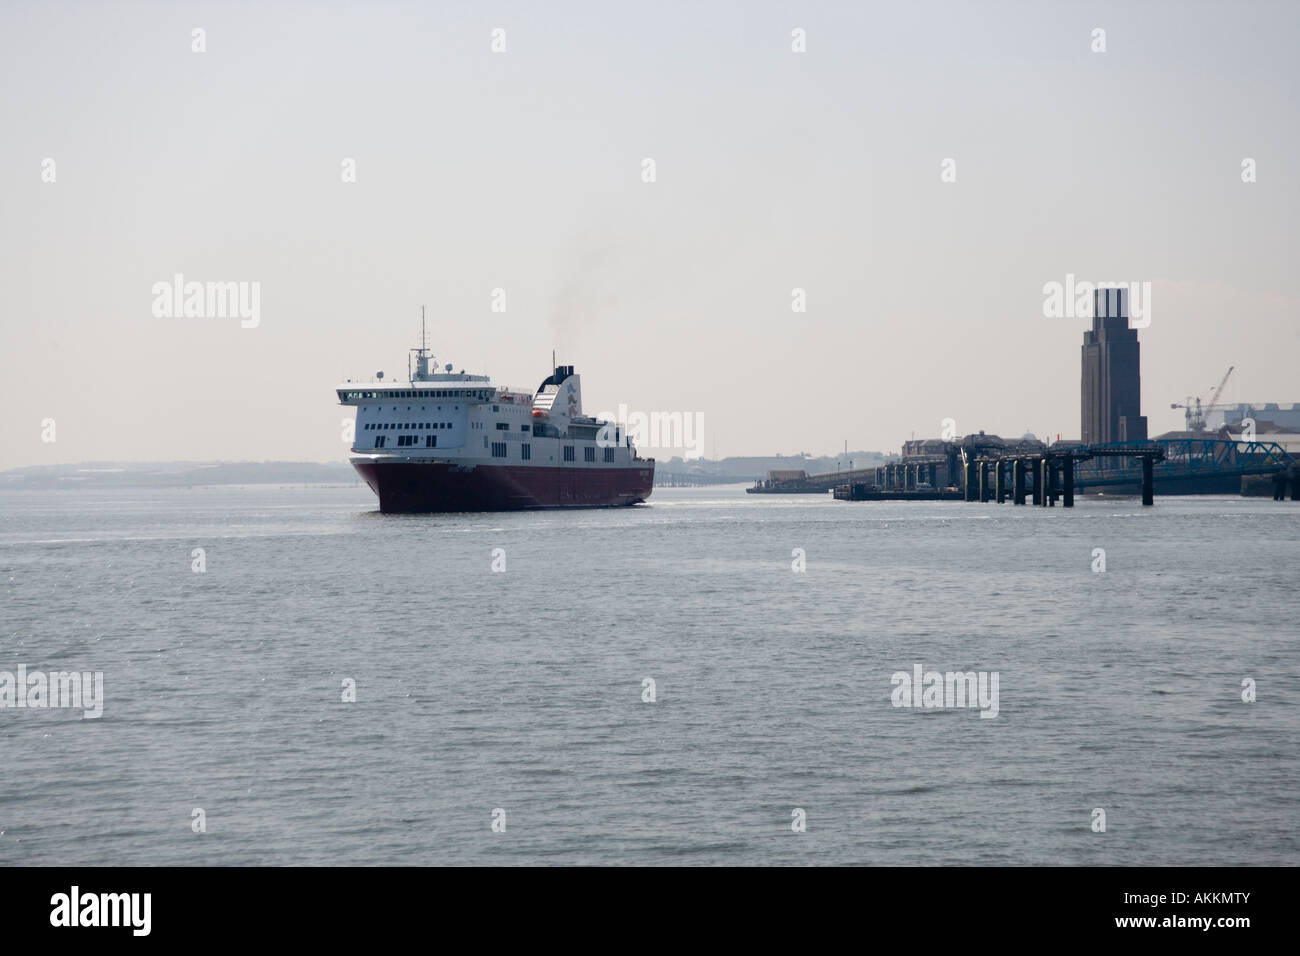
[[827, 441, 1176, 509]]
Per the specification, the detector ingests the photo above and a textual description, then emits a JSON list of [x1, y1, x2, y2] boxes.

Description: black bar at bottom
[[0, 865, 1283, 943]]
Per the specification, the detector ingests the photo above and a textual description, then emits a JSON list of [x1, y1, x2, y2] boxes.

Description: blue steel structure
[[1074, 438, 1294, 489]]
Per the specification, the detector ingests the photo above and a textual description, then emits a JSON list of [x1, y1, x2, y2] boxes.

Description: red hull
[[352, 460, 655, 512]]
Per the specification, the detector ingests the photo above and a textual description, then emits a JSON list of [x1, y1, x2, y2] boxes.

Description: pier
[[829, 446, 1162, 507], [957, 444, 1165, 507], [769, 437, 1297, 508]]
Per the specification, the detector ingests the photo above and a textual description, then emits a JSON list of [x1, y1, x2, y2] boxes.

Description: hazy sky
[[3, 0, 1297, 469]]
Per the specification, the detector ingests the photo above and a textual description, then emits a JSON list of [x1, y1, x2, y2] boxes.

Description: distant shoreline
[[0, 462, 361, 490], [1, 455, 893, 491]]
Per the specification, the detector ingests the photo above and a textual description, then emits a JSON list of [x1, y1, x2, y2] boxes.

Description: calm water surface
[[1, 484, 1296, 865]]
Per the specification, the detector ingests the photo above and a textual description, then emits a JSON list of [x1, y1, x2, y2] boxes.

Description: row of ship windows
[[361, 406, 460, 413], [372, 435, 437, 448], [364, 422, 453, 431], [341, 390, 489, 400], [487, 443, 614, 463], [369, 436, 618, 459], [365, 421, 537, 432]]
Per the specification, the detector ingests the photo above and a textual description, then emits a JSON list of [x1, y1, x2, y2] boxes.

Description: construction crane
[[1171, 366, 1234, 433]]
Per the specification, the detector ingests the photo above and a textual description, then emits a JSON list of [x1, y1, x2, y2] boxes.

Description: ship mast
[[411, 305, 433, 381]]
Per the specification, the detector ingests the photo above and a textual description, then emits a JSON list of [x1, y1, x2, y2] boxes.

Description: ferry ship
[[336, 321, 654, 512]]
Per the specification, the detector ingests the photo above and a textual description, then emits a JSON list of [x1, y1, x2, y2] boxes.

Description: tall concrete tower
[[1081, 287, 1148, 444]]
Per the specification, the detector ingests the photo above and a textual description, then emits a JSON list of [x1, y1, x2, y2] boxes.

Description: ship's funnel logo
[[596, 404, 705, 459]]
